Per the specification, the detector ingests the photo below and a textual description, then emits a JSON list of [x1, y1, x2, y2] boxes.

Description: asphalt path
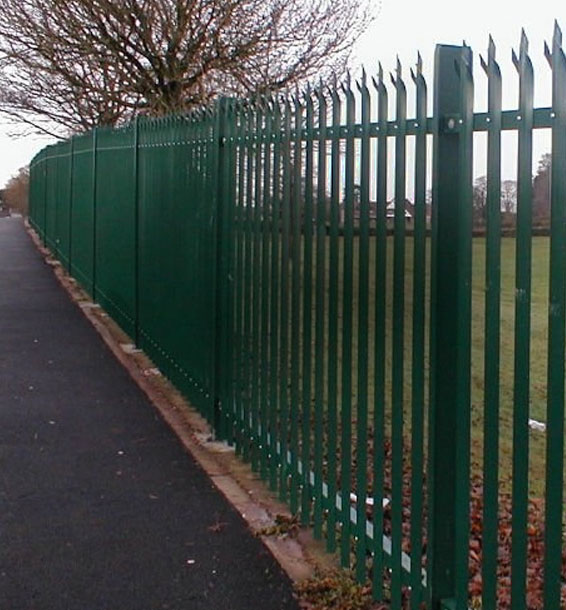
[[0, 217, 300, 610]]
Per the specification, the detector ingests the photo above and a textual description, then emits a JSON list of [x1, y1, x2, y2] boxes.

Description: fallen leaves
[[258, 513, 300, 538], [296, 569, 386, 610]]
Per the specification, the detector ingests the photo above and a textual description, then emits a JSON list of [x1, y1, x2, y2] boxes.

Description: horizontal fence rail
[[28, 23, 566, 610]]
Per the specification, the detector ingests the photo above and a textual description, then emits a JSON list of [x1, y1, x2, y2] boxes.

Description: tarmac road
[[0, 217, 301, 610]]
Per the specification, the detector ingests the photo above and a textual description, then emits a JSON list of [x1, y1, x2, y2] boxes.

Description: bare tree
[[2, 166, 29, 215], [532, 152, 551, 222], [472, 175, 487, 227], [501, 179, 517, 214], [0, 0, 374, 136]]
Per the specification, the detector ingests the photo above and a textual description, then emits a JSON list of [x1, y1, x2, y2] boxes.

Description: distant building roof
[[386, 198, 413, 218]]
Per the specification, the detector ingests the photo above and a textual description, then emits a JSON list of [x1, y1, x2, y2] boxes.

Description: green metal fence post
[[213, 97, 236, 440], [133, 116, 141, 347], [42, 154, 48, 247], [390, 60, 407, 606], [480, 37, 502, 610], [91, 127, 99, 299], [428, 44, 474, 610], [510, 32, 534, 610], [340, 74, 355, 569], [543, 21, 566, 610], [68, 137, 74, 274], [410, 53, 428, 610], [371, 65, 387, 596]]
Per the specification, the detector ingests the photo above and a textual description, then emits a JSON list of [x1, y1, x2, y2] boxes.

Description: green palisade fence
[[28, 26, 566, 610]]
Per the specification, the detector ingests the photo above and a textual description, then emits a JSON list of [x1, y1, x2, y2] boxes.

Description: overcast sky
[[0, 0, 563, 187]]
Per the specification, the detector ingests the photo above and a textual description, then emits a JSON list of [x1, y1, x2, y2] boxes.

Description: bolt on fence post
[[428, 44, 474, 610]]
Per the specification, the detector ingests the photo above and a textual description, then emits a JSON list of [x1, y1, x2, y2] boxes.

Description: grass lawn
[[288, 234, 553, 498], [235, 231, 554, 500], [471, 236, 550, 498]]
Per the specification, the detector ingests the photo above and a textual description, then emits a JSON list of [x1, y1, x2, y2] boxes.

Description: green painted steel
[[289, 96, 302, 516], [326, 82, 341, 554], [70, 133, 96, 292], [355, 70, 370, 583], [278, 99, 292, 502], [137, 112, 217, 417], [372, 64, 388, 599], [28, 29, 566, 609], [233, 106, 246, 458], [45, 151, 58, 252], [313, 84, 327, 540], [428, 44, 472, 610], [301, 89, 314, 527], [543, 21, 566, 610], [340, 76, 355, 569], [91, 128, 99, 298], [54, 140, 71, 268], [250, 102, 262, 473], [242, 104, 254, 464], [480, 37, 502, 610], [454, 46, 474, 610], [259, 99, 272, 479], [269, 99, 282, 492], [213, 98, 237, 441], [391, 60, 407, 608], [410, 54, 427, 610], [511, 31, 534, 610], [94, 126, 136, 336]]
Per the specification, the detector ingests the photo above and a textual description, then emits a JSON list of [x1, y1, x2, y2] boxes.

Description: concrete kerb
[[25, 222, 336, 586]]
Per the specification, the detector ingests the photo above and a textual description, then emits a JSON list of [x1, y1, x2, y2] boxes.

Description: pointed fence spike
[[512, 48, 520, 71], [410, 67, 417, 83], [417, 51, 423, 73], [307, 86, 315, 106], [488, 35, 496, 59], [544, 41, 553, 68], [554, 19, 563, 48], [520, 29, 529, 55], [357, 71, 369, 94], [373, 62, 387, 91], [462, 48, 473, 75], [480, 54, 488, 75], [341, 72, 353, 95], [329, 74, 339, 99]]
